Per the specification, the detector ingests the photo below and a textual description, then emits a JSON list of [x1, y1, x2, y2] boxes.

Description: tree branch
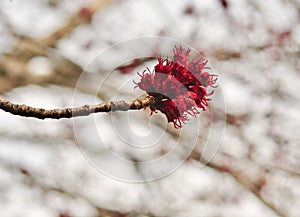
[[0, 95, 154, 119]]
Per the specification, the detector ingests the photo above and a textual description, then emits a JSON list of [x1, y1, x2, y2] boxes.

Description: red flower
[[134, 46, 218, 128]]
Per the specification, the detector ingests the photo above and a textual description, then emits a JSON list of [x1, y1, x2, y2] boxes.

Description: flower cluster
[[134, 46, 218, 128]]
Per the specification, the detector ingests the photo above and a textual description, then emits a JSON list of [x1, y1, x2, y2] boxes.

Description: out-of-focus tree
[[0, 0, 300, 217]]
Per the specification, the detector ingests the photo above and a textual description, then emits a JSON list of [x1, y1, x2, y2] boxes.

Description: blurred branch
[[216, 163, 286, 217], [0, 0, 112, 94], [0, 159, 129, 217], [0, 157, 156, 217], [42, 0, 111, 47], [0, 55, 83, 93], [5, 0, 112, 61], [190, 150, 287, 217]]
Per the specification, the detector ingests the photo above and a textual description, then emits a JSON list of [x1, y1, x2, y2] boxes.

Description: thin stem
[[0, 95, 155, 120]]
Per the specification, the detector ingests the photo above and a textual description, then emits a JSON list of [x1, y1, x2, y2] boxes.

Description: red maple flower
[[134, 46, 218, 128]]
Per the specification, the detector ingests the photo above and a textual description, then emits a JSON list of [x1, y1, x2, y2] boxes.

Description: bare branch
[[0, 95, 154, 119]]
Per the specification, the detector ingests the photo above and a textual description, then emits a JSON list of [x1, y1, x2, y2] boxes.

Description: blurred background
[[0, 0, 300, 216]]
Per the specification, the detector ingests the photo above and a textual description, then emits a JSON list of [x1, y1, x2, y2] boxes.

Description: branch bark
[[0, 95, 154, 119]]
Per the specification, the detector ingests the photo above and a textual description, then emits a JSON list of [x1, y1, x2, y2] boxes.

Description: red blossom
[[78, 7, 93, 23], [219, 0, 229, 9], [183, 5, 196, 16], [134, 46, 218, 128], [118, 59, 140, 74]]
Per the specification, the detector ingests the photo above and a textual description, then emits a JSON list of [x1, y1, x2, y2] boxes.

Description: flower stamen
[[134, 45, 218, 128]]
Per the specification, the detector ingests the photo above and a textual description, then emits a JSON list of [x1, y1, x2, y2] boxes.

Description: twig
[[0, 95, 154, 119]]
